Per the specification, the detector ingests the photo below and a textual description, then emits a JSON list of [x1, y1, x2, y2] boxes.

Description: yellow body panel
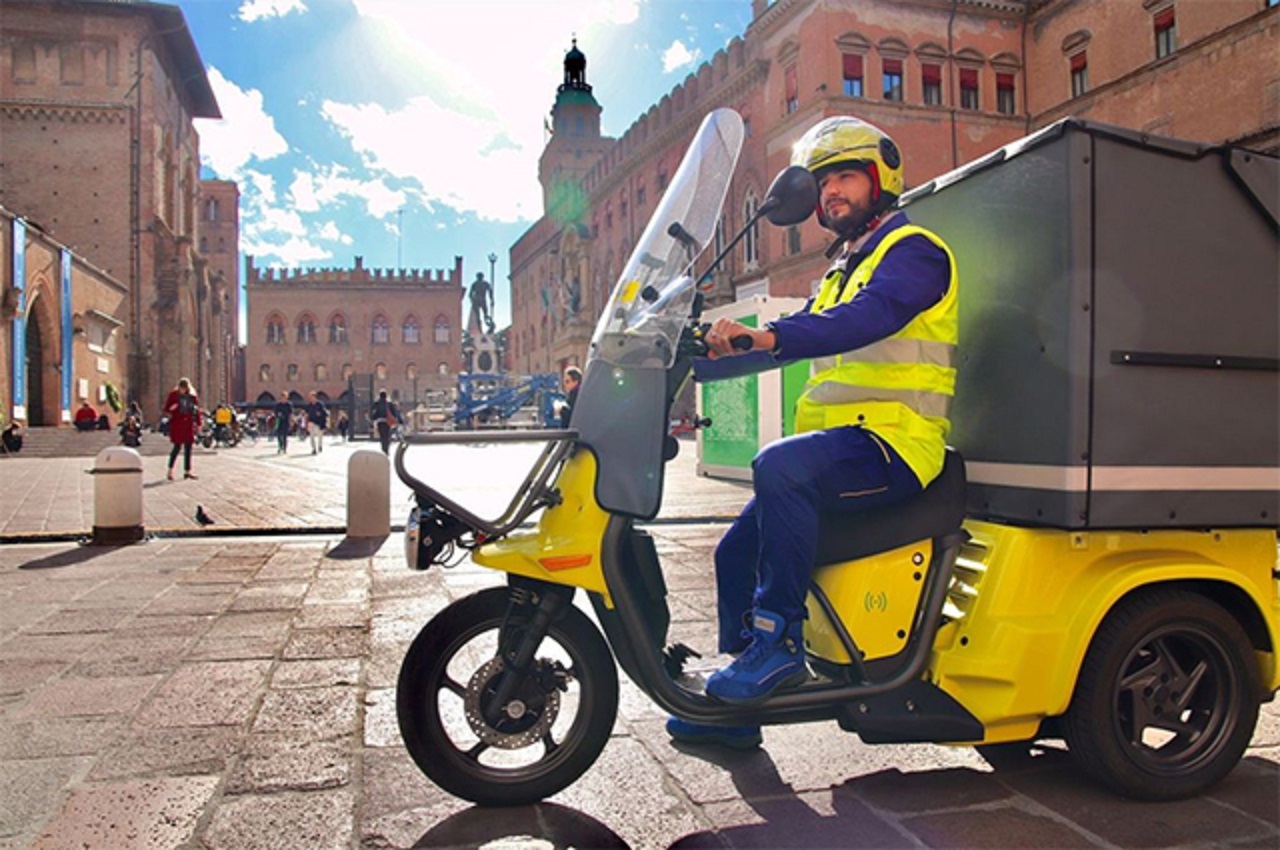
[[472, 450, 614, 605], [805, 540, 932, 663], [929, 521, 1280, 743]]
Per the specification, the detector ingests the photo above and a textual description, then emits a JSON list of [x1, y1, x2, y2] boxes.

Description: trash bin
[[90, 446, 144, 544]]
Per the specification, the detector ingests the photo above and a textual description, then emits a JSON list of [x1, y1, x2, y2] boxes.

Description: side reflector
[[539, 554, 593, 571]]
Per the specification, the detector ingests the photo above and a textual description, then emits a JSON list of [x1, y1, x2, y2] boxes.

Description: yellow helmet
[[791, 116, 904, 207]]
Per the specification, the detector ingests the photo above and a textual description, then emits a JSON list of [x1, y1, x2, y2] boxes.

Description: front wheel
[[1063, 588, 1260, 800], [397, 586, 619, 806]]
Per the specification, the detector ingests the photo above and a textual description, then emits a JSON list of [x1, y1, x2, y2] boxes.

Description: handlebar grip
[[730, 335, 754, 351]]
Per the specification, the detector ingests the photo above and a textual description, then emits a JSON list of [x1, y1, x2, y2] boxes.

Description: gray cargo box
[[902, 118, 1279, 530]]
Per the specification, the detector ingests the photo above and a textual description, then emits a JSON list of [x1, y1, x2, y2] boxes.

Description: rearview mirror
[[761, 166, 818, 227]]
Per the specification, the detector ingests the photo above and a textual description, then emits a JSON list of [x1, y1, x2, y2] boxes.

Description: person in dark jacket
[[306, 392, 328, 454], [370, 390, 400, 454], [273, 392, 294, 454], [558, 366, 582, 428]]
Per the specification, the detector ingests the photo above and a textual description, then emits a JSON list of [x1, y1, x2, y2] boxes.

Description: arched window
[[437, 362, 450, 376], [372, 315, 390, 345], [434, 316, 451, 345], [403, 315, 421, 344], [315, 363, 328, 381], [297, 313, 317, 344], [406, 362, 418, 380], [266, 314, 286, 345], [375, 362, 388, 381], [328, 313, 348, 344], [341, 363, 354, 381], [259, 364, 272, 382], [286, 363, 299, 381], [204, 197, 219, 222]]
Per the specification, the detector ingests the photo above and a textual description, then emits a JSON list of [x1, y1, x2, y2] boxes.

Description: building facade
[[198, 180, 242, 406], [1, 206, 130, 427], [0, 0, 222, 422], [244, 256, 465, 410], [509, 0, 1279, 375]]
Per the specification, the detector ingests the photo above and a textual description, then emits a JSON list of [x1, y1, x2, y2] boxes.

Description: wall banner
[[60, 247, 73, 421], [11, 218, 26, 421]]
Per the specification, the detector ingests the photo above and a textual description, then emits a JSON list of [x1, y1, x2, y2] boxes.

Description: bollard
[[347, 449, 390, 538], [89, 446, 145, 545]]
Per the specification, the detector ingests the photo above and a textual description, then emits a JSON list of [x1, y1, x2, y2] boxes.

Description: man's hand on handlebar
[[704, 317, 777, 359]]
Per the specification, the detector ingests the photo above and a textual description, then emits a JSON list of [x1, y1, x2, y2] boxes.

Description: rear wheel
[[397, 586, 619, 806], [1063, 588, 1259, 800]]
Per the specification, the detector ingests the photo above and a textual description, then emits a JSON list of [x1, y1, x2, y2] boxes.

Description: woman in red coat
[[163, 377, 201, 480]]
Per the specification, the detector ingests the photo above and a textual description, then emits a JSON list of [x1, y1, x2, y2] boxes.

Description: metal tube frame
[[393, 430, 580, 538]]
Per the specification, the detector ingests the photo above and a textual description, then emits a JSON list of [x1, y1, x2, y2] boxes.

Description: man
[[273, 392, 294, 455], [558, 366, 582, 428], [306, 392, 328, 454], [668, 116, 959, 748], [213, 402, 234, 445], [370, 390, 400, 455], [74, 401, 98, 432]]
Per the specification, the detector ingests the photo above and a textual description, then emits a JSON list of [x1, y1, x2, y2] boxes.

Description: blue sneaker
[[705, 609, 807, 703], [666, 716, 762, 750]]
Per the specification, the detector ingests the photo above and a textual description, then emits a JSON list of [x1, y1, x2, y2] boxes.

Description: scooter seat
[[814, 449, 967, 566]]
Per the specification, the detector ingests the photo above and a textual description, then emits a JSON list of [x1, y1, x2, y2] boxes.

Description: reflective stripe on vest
[[796, 224, 959, 485]]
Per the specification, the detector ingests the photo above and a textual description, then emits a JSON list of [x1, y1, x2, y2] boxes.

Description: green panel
[[781, 359, 809, 436], [701, 315, 758, 469]]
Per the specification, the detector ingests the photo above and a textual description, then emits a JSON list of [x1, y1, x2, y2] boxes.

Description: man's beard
[[826, 203, 873, 237]]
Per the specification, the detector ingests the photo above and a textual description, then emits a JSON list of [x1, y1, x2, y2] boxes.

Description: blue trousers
[[715, 426, 923, 652]]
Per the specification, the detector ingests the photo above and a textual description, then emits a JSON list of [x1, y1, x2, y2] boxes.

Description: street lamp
[[487, 252, 497, 288]]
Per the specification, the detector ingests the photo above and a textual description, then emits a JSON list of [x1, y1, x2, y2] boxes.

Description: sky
[[182, 0, 755, 338]]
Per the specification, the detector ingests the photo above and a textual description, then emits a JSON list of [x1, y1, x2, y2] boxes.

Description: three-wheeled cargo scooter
[[393, 109, 1280, 806]]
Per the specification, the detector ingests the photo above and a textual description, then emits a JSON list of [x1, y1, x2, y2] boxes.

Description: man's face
[[817, 166, 875, 236]]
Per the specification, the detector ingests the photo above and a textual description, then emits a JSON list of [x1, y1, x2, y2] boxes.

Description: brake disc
[[464, 657, 560, 749]]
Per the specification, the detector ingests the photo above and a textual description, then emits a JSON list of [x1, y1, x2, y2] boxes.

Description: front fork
[[486, 577, 577, 726]]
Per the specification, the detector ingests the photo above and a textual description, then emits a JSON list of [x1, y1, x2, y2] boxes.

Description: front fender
[[472, 449, 614, 604]]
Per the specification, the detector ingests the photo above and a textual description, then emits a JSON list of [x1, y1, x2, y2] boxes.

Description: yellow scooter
[[394, 109, 1279, 806]]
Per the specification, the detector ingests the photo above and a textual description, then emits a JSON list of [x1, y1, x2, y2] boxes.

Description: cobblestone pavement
[[0, 435, 753, 539], [0, 532, 1276, 850]]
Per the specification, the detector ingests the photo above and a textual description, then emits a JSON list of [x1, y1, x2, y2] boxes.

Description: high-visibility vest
[[794, 224, 958, 486]]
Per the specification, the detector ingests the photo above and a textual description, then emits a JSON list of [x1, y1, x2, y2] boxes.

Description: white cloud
[[238, 0, 308, 23], [288, 166, 407, 219], [314, 0, 644, 222], [316, 221, 352, 244], [662, 39, 699, 74], [321, 96, 536, 222], [197, 68, 288, 177]]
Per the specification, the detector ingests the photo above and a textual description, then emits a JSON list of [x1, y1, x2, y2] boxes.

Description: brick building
[[243, 256, 465, 412], [1, 206, 129, 427], [0, 0, 224, 422], [509, 0, 1279, 375], [198, 180, 243, 406]]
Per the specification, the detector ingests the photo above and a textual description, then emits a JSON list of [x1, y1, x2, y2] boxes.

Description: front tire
[[397, 586, 619, 806], [1063, 588, 1260, 800]]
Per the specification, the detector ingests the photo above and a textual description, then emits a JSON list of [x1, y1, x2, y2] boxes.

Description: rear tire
[[1063, 588, 1259, 800], [397, 586, 619, 806]]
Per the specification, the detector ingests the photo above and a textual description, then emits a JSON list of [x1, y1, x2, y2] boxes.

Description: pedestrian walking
[[306, 392, 328, 454], [163, 377, 201, 480], [273, 392, 294, 454], [336, 412, 349, 442], [370, 390, 400, 455]]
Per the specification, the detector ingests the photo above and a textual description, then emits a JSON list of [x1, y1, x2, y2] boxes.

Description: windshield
[[589, 108, 744, 369]]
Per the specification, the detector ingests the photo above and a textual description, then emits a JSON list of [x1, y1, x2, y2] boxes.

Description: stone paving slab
[[0, 436, 751, 538], [0, 534, 1277, 849]]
